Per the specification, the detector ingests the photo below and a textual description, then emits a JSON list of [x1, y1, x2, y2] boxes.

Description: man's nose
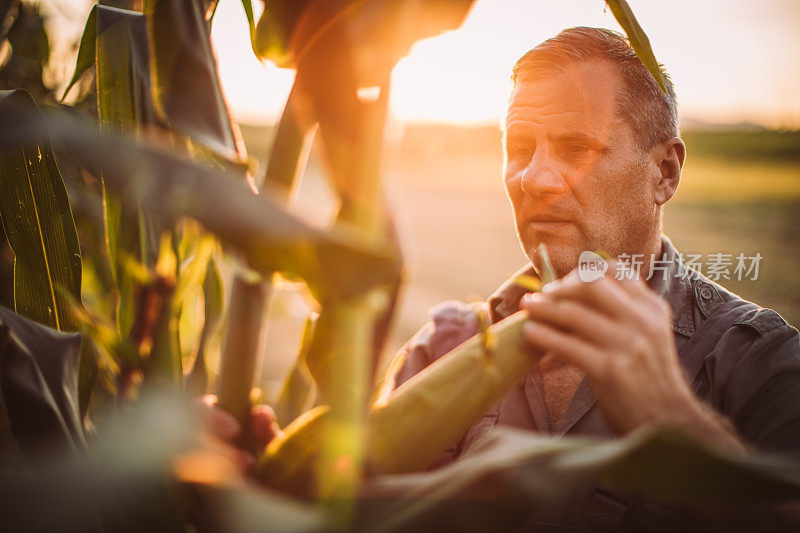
[[520, 152, 567, 196]]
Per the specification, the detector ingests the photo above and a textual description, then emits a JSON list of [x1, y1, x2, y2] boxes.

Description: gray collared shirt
[[393, 235, 800, 529]]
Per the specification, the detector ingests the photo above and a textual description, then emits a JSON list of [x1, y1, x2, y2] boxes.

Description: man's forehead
[[504, 60, 624, 133], [512, 57, 624, 96]]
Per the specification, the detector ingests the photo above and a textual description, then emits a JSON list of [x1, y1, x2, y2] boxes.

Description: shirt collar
[[486, 235, 697, 337]]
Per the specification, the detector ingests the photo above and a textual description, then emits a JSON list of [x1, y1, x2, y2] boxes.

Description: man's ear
[[652, 137, 685, 205]]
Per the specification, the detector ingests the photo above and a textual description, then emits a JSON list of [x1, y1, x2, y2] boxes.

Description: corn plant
[[2, 1, 800, 531]]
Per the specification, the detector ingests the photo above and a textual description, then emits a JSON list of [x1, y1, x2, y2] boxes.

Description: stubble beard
[[519, 209, 661, 281]]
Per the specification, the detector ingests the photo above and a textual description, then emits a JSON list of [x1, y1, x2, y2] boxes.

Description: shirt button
[[699, 285, 713, 300]]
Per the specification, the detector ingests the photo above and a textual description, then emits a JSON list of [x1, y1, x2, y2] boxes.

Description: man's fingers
[[195, 394, 240, 442], [251, 404, 283, 448], [522, 292, 624, 349], [543, 271, 635, 322], [198, 429, 255, 473], [195, 393, 283, 452], [605, 259, 652, 297], [200, 393, 217, 407], [522, 319, 603, 377], [604, 259, 675, 330]]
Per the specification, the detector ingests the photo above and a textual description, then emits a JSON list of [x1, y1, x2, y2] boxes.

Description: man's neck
[[641, 233, 665, 283]]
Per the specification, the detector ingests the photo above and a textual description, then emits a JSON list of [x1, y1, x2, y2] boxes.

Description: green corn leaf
[[0, 90, 81, 332], [605, 0, 668, 94], [186, 254, 224, 396], [0, 304, 86, 458], [0, 89, 95, 415], [203, 0, 221, 24], [274, 315, 317, 427], [174, 229, 215, 371], [92, 5, 162, 353], [95, 6, 157, 136], [239, 0, 256, 47], [259, 83, 316, 195], [145, 0, 247, 165], [174, 233, 216, 306], [253, 0, 308, 67], [200, 253, 225, 342], [58, 284, 130, 394], [144, 0, 268, 410], [60, 5, 97, 102]]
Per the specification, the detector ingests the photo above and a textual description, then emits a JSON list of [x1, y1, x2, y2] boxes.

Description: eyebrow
[[549, 131, 607, 150]]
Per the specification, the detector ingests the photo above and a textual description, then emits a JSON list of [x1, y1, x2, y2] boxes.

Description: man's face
[[503, 58, 659, 278]]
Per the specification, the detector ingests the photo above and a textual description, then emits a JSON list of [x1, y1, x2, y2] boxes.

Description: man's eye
[[508, 144, 533, 160], [561, 144, 590, 158]]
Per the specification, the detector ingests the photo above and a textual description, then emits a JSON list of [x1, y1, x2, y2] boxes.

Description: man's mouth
[[527, 217, 573, 230]]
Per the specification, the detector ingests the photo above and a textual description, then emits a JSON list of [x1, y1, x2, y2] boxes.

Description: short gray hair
[[511, 27, 678, 150]]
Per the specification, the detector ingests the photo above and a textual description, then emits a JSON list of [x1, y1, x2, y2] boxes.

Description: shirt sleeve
[[712, 309, 800, 458]]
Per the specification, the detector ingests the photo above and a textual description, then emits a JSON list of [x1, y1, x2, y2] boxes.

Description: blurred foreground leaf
[[187, 483, 328, 533], [253, 0, 475, 79], [1, 112, 400, 302], [0, 390, 329, 532], [359, 426, 800, 532], [2, 393, 194, 531]]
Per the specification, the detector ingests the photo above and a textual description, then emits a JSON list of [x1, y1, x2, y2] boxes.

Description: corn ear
[[256, 405, 330, 496], [365, 311, 535, 475]]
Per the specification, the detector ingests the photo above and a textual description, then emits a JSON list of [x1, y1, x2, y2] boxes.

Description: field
[[240, 124, 800, 394]]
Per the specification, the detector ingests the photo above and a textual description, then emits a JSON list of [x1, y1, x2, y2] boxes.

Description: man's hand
[[194, 394, 283, 475], [520, 265, 746, 451]]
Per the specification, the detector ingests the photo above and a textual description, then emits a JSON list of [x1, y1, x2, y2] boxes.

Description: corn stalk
[[216, 83, 316, 443]]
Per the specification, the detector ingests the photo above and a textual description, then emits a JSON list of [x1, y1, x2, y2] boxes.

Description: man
[[392, 26, 800, 528], [201, 25, 800, 529]]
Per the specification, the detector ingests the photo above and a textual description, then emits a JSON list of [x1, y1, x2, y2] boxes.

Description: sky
[[45, 0, 800, 128], [206, 0, 800, 128]]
